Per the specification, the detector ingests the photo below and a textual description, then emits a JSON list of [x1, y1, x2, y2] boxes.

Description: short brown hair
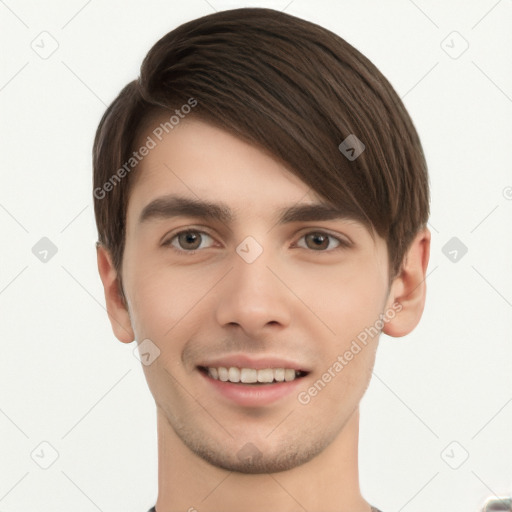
[[93, 7, 429, 290]]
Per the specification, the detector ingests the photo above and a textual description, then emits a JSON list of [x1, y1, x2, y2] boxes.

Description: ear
[[96, 244, 135, 343], [382, 227, 431, 338]]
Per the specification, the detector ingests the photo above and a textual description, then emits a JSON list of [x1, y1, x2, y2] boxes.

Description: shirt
[[147, 506, 383, 511]]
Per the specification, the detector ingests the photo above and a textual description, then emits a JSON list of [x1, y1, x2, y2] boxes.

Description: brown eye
[[164, 230, 214, 253], [296, 231, 347, 252], [305, 232, 330, 250], [177, 231, 202, 250]]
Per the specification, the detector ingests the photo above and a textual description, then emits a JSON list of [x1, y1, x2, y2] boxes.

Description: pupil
[[308, 233, 328, 250], [181, 231, 200, 249]]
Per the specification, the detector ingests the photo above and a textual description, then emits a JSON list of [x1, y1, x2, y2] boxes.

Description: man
[[93, 7, 430, 511]]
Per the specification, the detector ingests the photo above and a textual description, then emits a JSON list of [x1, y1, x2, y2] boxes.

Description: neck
[[155, 406, 371, 512]]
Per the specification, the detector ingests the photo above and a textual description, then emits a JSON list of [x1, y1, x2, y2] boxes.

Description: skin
[[97, 117, 431, 512]]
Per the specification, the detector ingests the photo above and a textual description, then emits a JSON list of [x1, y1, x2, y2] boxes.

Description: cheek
[[125, 258, 211, 341], [308, 271, 382, 409], [311, 262, 386, 333], [304, 262, 386, 385], [122, 253, 169, 339]]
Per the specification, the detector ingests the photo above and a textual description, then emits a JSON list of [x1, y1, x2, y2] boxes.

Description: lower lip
[[198, 369, 308, 407]]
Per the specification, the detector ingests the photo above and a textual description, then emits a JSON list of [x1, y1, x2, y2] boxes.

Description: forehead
[[128, 116, 317, 209], [126, 116, 373, 237]]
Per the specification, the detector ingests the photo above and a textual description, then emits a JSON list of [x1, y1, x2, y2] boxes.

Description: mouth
[[197, 364, 310, 407], [197, 365, 309, 385]]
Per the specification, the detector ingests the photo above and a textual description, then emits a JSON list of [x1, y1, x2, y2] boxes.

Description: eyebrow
[[138, 195, 362, 226]]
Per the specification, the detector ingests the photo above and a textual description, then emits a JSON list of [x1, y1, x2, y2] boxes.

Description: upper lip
[[198, 355, 310, 373]]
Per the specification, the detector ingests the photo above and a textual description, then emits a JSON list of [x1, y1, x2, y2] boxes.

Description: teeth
[[284, 368, 296, 381], [218, 367, 229, 382], [205, 366, 304, 384], [257, 368, 273, 383], [228, 367, 240, 382], [241, 368, 257, 383], [274, 368, 285, 382]]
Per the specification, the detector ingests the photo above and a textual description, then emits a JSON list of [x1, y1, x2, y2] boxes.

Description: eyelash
[[162, 229, 351, 255]]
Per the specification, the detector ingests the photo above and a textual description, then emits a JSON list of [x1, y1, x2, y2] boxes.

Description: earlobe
[[382, 227, 431, 338], [96, 244, 135, 343]]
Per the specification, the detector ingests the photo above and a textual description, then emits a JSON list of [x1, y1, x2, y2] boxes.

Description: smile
[[199, 365, 308, 384], [197, 365, 310, 407]]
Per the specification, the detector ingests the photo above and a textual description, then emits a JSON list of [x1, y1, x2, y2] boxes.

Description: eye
[[295, 231, 349, 252], [163, 229, 215, 253], [162, 228, 350, 255]]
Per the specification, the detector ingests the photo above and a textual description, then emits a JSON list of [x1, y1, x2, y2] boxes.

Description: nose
[[214, 242, 292, 336]]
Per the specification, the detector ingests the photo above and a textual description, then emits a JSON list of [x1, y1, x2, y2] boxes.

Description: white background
[[1, 1, 511, 511]]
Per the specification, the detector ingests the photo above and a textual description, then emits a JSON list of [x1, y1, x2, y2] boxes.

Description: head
[[94, 7, 430, 474]]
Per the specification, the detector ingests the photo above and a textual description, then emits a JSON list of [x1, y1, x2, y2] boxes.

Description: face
[[120, 116, 392, 474]]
